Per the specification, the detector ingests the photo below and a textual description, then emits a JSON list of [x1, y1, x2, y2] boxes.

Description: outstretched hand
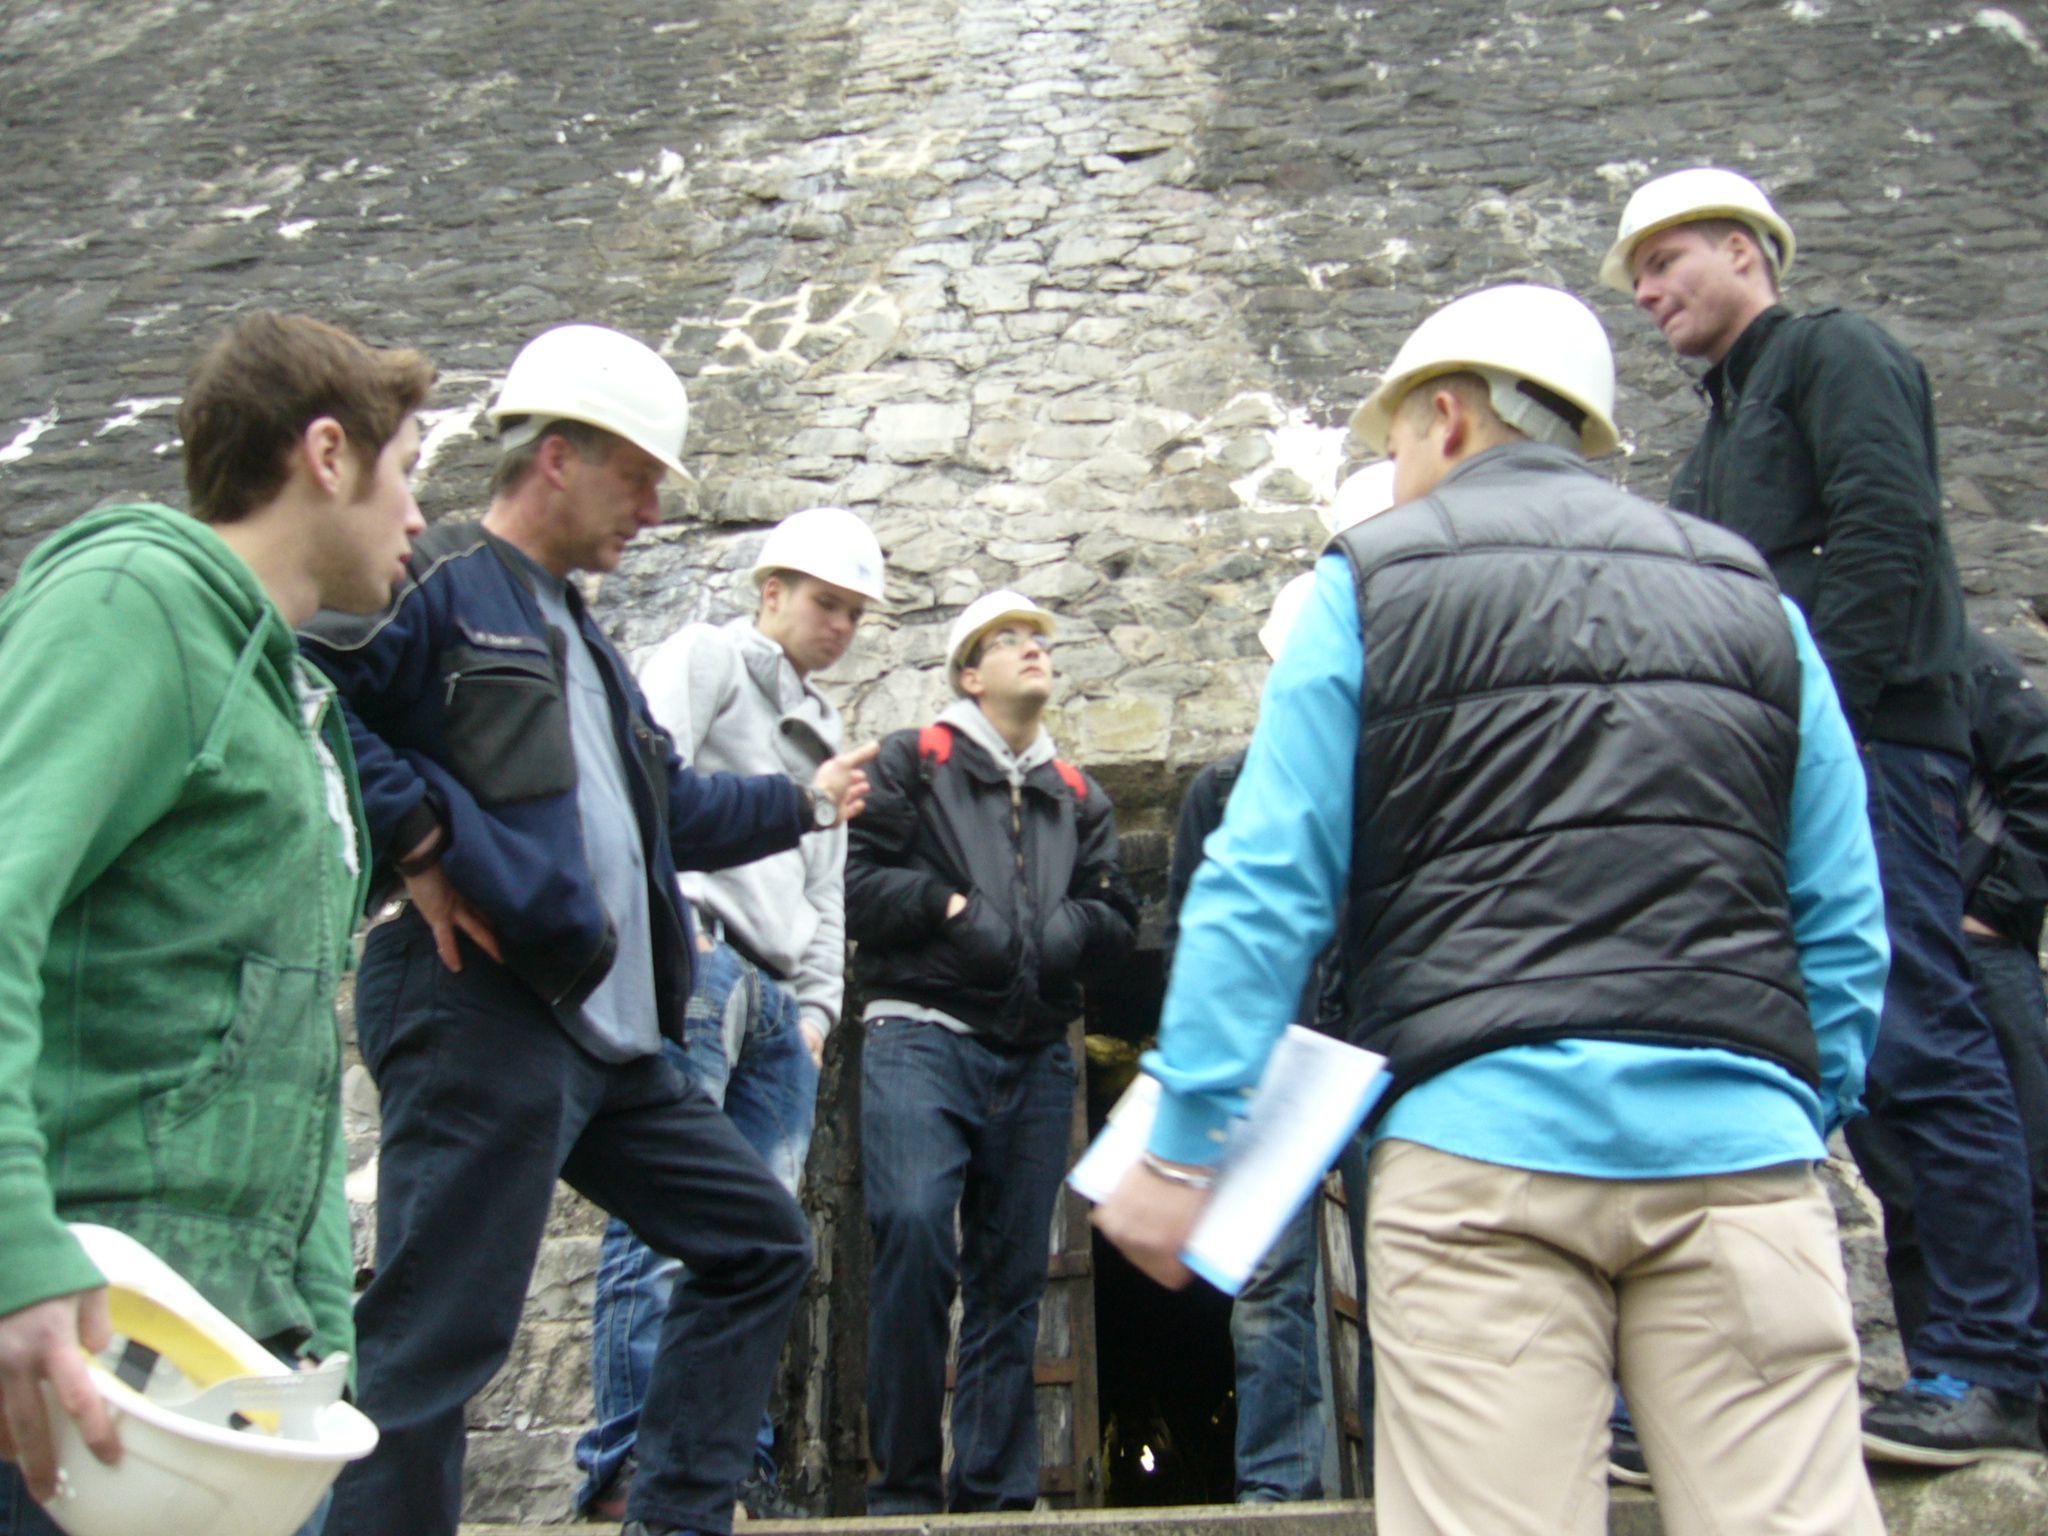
[[0, 1289, 119, 1503], [815, 740, 880, 822]]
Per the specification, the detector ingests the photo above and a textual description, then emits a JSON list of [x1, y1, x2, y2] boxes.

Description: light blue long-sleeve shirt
[[1143, 551, 1887, 1177]]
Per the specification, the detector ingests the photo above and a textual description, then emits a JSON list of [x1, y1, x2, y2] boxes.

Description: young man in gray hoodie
[[573, 506, 886, 1521]]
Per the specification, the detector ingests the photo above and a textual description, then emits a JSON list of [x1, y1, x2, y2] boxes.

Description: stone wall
[[3, 0, 2046, 1522]]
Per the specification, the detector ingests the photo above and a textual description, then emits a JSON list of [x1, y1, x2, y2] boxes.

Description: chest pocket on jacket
[[442, 642, 577, 805]]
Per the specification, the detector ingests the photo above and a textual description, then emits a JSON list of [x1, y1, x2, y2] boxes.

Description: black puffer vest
[[1332, 445, 1818, 1117]]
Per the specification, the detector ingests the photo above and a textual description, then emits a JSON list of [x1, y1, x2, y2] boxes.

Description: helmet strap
[[1477, 368, 1583, 452], [495, 415, 553, 454]]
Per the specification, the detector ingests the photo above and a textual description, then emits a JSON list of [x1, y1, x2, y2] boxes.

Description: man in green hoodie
[[0, 311, 433, 1531]]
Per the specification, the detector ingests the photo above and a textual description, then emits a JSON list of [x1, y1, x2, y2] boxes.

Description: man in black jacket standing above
[[847, 588, 1138, 1515], [1606, 167, 2045, 1461], [1863, 628, 2048, 1446]]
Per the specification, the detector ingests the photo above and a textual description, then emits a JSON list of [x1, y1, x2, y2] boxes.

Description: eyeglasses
[[981, 628, 1051, 656]]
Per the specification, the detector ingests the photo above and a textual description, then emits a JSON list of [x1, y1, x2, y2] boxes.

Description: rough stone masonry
[[4, 0, 2047, 1522]]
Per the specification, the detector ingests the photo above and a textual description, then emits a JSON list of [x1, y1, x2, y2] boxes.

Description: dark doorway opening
[[1082, 945, 1240, 1507]]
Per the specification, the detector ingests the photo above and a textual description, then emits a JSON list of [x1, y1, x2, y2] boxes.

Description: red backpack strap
[[1053, 758, 1088, 799], [918, 721, 955, 765]]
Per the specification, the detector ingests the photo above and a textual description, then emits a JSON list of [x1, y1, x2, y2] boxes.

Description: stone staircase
[[460, 1461, 2048, 1536]]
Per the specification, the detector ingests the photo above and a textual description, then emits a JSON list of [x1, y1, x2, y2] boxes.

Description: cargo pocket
[[442, 642, 577, 805], [143, 953, 338, 1230]]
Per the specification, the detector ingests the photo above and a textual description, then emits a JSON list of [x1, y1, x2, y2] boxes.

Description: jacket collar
[[938, 698, 1057, 787], [1436, 440, 1602, 491], [730, 616, 843, 764], [730, 616, 818, 714], [1702, 304, 1790, 413]]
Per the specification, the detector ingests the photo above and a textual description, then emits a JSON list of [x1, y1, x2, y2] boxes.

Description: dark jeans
[[576, 942, 818, 1511], [861, 1019, 1075, 1515], [1842, 744, 2044, 1393], [1855, 928, 2048, 1370], [326, 914, 813, 1536]]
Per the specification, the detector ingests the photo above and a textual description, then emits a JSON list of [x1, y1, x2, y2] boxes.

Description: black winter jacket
[[1671, 305, 1970, 755], [1335, 444, 1817, 1115], [1960, 630, 2048, 953], [846, 721, 1138, 1050]]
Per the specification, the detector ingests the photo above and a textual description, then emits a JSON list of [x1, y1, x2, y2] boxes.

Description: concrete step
[[461, 1460, 2048, 1536]]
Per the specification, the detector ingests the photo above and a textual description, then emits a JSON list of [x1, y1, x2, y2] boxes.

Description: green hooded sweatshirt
[[0, 503, 368, 1358]]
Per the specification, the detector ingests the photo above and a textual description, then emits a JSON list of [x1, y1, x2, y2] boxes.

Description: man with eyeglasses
[[844, 589, 1138, 1515]]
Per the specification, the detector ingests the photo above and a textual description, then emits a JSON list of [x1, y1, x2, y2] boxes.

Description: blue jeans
[[0, 1467, 331, 1534], [861, 1020, 1075, 1514], [575, 943, 819, 1511], [1231, 1194, 1325, 1501], [1855, 928, 2048, 1368], [326, 914, 811, 1536], [1842, 743, 2045, 1393]]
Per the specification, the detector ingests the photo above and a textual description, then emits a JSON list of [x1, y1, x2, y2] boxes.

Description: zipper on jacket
[[1011, 783, 1026, 874], [442, 659, 555, 705]]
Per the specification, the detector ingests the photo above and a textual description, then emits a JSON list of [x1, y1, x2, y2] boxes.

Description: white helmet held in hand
[[40, 1225, 376, 1536], [1350, 283, 1619, 459], [1327, 460, 1399, 535], [488, 323, 691, 480], [1258, 572, 1319, 662], [946, 589, 1055, 693], [1599, 166, 1795, 292], [749, 507, 887, 603]]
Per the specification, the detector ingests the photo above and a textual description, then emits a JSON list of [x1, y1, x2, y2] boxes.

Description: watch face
[[814, 792, 838, 828]]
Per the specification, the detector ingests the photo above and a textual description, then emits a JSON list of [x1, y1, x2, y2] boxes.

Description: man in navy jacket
[[303, 324, 871, 1536]]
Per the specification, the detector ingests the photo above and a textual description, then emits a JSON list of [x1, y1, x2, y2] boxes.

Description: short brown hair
[[179, 312, 435, 524], [1690, 217, 1782, 294], [1395, 370, 1500, 433], [488, 417, 615, 499]]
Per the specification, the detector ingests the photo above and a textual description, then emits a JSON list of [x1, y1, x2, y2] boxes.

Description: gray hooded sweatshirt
[[638, 616, 847, 1035]]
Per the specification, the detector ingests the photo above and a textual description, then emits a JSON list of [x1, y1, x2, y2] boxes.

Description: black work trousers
[[326, 912, 813, 1536]]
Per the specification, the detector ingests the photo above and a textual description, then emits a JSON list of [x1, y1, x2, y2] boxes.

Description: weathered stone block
[[1065, 695, 1173, 760], [866, 402, 971, 463], [957, 266, 1036, 314]]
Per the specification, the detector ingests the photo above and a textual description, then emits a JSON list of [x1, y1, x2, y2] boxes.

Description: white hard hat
[[1258, 572, 1319, 662], [946, 589, 1055, 693], [1328, 461, 1399, 534], [41, 1225, 376, 1536], [1350, 284, 1619, 459], [750, 507, 887, 603], [487, 323, 691, 481], [1599, 166, 1796, 292]]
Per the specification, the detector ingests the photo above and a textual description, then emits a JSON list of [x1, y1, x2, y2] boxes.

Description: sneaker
[[737, 1465, 808, 1521], [1861, 1371, 2047, 1466], [1607, 1421, 1651, 1487]]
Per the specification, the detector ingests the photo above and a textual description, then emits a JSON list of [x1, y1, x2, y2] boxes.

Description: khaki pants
[[1366, 1140, 1884, 1536]]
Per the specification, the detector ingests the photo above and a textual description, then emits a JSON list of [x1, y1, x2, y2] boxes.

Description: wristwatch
[[799, 785, 841, 832]]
